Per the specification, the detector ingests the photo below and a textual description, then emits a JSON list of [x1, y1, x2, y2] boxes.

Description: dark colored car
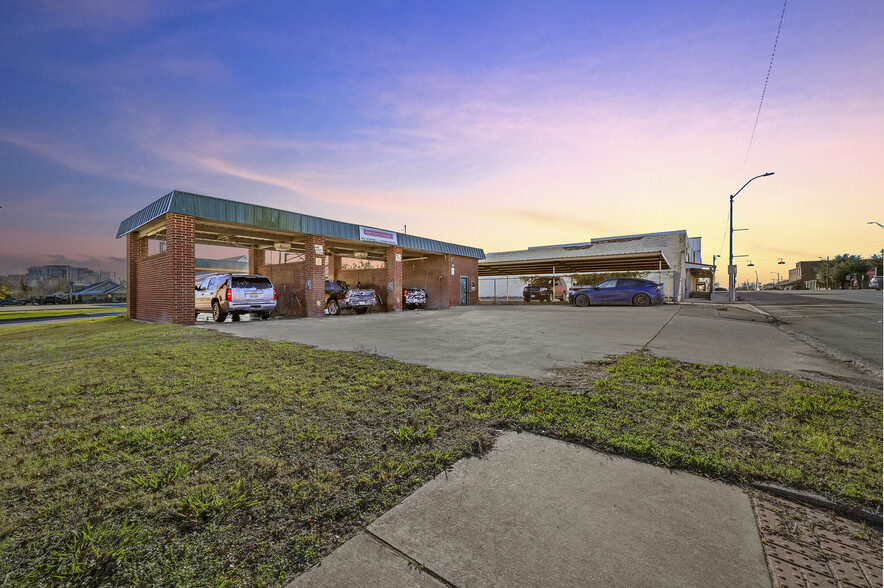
[[0, 298, 27, 306], [523, 279, 567, 302], [570, 278, 664, 307]]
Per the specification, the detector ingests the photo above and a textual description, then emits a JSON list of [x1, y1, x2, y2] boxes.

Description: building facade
[[478, 230, 711, 302]]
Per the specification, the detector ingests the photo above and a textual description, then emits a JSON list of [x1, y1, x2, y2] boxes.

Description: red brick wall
[[166, 214, 195, 324], [135, 252, 174, 323], [304, 235, 326, 317], [127, 213, 195, 324], [258, 261, 306, 317], [448, 255, 479, 306], [248, 245, 262, 275], [385, 247, 403, 312], [126, 233, 148, 319]]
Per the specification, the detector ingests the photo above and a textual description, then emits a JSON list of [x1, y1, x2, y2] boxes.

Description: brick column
[[385, 246, 403, 312], [304, 235, 326, 317], [248, 245, 262, 275], [126, 232, 148, 320], [166, 213, 195, 324], [444, 255, 456, 307], [330, 254, 342, 282]]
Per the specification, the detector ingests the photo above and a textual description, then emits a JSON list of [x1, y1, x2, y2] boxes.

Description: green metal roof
[[117, 190, 485, 259]]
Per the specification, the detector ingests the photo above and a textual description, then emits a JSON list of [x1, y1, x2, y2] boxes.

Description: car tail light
[[226, 288, 232, 301], [273, 289, 277, 300], [403, 289, 407, 297]]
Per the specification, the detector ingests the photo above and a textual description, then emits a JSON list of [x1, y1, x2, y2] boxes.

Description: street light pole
[[729, 172, 774, 302]]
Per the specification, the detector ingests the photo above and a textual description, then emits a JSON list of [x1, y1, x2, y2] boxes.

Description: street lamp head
[[762, 172, 774, 177], [868, 221, 883, 228]]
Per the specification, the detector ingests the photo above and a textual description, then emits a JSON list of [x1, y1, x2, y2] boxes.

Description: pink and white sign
[[359, 226, 398, 246]]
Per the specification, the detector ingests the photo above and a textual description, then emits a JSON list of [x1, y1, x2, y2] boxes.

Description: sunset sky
[[1, 1, 882, 285]]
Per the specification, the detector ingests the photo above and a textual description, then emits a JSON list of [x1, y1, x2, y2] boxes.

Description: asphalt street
[[739, 290, 883, 371]]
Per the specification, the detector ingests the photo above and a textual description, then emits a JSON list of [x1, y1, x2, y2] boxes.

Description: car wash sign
[[359, 226, 398, 246]]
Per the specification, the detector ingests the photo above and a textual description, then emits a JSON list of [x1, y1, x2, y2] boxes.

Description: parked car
[[324, 280, 377, 315], [523, 278, 567, 302], [30, 295, 66, 305], [195, 274, 276, 322], [0, 298, 27, 306], [870, 277, 882, 290], [570, 278, 664, 307], [403, 287, 427, 310]]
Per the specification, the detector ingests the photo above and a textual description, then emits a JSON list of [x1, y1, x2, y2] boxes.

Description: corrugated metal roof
[[117, 190, 485, 259], [478, 252, 672, 276]]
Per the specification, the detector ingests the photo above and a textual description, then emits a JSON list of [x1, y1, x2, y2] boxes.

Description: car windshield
[[232, 277, 272, 288]]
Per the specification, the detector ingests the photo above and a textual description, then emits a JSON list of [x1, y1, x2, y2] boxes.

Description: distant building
[[68, 280, 127, 303], [478, 230, 712, 302], [26, 265, 114, 285], [785, 261, 823, 288]]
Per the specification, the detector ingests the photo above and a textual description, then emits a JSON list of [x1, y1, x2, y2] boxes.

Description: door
[[460, 276, 470, 306]]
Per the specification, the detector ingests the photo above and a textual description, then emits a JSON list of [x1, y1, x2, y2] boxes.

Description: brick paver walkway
[[752, 491, 882, 588]]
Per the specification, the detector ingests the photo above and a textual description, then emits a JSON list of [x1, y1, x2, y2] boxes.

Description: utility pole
[[729, 173, 774, 302]]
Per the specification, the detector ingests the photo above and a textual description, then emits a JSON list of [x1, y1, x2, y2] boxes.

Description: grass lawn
[[0, 308, 125, 322], [1, 317, 880, 586]]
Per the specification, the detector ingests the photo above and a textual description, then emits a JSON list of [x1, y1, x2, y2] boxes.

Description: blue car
[[570, 278, 664, 307]]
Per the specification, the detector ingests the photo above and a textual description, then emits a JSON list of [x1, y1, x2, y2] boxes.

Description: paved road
[[739, 290, 883, 371], [200, 301, 881, 391]]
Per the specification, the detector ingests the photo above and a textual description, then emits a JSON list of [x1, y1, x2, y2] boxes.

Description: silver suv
[[195, 274, 276, 322]]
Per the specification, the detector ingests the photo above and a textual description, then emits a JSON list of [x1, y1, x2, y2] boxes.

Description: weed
[[173, 480, 260, 526], [125, 461, 192, 491]]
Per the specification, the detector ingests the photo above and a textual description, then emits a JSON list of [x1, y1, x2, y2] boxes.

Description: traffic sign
[[868, 270, 875, 277]]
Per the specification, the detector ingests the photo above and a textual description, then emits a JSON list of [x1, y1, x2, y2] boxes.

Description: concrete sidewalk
[[289, 432, 771, 587]]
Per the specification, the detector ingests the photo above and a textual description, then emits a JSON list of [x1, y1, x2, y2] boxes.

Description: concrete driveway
[[198, 302, 881, 390]]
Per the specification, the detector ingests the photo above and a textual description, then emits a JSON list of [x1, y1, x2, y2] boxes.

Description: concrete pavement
[[200, 302, 881, 390], [289, 432, 771, 588]]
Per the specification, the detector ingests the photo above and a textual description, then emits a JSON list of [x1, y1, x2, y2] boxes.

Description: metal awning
[[117, 190, 485, 261], [478, 251, 671, 276]]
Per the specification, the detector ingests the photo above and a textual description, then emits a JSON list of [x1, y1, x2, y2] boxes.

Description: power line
[[743, 0, 788, 169]]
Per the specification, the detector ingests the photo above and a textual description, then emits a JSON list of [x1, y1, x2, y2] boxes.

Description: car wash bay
[[117, 191, 484, 324]]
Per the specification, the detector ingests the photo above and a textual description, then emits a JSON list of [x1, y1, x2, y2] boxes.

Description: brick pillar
[[386, 246, 403, 312], [166, 213, 195, 324], [329, 253, 341, 281], [248, 245, 262, 274], [444, 255, 456, 307], [126, 232, 148, 320], [304, 235, 326, 317]]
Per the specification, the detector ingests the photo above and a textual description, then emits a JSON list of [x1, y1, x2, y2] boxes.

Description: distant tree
[[17, 275, 31, 298], [0, 284, 10, 299], [817, 254, 872, 288]]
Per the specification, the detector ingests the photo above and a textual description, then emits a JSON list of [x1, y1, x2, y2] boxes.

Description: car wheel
[[633, 293, 651, 307], [355, 307, 368, 315], [574, 294, 590, 307], [194, 311, 199, 321], [212, 301, 227, 322], [259, 312, 271, 320], [523, 295, 530, 303], [231, 313, 240, 322], [327, 299, 341, 315]]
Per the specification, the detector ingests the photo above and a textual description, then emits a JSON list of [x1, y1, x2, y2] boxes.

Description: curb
[[752, 482, 883, 530]]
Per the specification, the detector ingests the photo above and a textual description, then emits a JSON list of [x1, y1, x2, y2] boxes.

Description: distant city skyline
[[1, 1, 882, 284]]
